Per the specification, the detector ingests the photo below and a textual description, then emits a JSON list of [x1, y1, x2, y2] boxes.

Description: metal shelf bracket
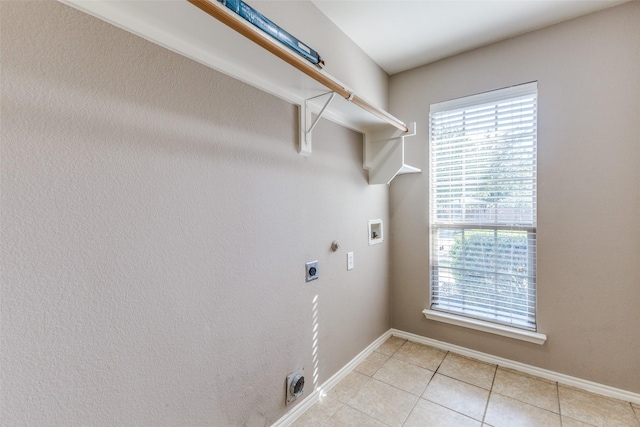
[[299, 91, 336, 156]]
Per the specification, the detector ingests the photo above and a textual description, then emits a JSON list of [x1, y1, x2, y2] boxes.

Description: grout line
[[560, 415, 599, 427], [375, 340, 436, 427], [482, 367, 563, 416], [399, 391, 421, 427], [347, 339, 413, 427], [632, 403, 640, 424], [339, 403, 393, 427], [434, 371, 493, 391], [488, 388, 562, 416], [557, 380, 563, 425], [420, 350, 501, 423], [386, 341, 447, 372], [421, 370, 436, 396], [425, 399, 485, 424], [434, 350, 449, 374], [355, 352, 390, 378], [481, 364, 498, 425], [313, 397, 345, 426], [361, 376, 425, 400], [374, 336, 407, 359]]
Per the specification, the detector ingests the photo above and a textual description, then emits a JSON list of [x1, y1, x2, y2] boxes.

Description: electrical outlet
[[347, 252, 354, 270], [306, 261, 318, 282]]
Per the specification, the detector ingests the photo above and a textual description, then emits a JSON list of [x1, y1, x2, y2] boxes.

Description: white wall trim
[[390, 329, 640, 405], [273, 328, 639, 426], [422, 309, 547, 345], [271, 331, 392, 427]]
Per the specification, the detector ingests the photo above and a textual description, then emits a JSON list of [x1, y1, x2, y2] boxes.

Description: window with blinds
[[429, 82, 537, 330]]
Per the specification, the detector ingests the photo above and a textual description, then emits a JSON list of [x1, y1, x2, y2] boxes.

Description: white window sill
[[422, 309, 547, 345]]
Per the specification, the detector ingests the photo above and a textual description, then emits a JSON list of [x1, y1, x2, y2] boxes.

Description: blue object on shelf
[[220, 0, 324, 67]]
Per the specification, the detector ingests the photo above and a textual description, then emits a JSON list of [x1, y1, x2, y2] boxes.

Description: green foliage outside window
[[447, 229, 532, 317]]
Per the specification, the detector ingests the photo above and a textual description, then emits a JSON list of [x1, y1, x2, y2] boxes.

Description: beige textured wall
[[0, 2, 391, 425], [389, 2, 640, 393]]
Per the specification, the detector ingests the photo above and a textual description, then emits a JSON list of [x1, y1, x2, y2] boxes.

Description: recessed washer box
[[368, 219, 384, 245]]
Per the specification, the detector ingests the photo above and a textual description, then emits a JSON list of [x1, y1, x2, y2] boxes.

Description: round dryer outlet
[[286, 369, 304, 405]]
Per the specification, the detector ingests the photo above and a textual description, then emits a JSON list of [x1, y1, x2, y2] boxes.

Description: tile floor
[[291, 336, 640, 427]]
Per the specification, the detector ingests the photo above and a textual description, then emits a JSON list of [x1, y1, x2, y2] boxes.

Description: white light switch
[[347, 252, 354, 270]]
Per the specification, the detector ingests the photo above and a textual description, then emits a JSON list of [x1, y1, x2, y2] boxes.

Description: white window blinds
[[429, 82, 538, 330]]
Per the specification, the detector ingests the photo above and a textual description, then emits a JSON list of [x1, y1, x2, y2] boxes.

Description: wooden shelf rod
[[187, 0, 409, 133]]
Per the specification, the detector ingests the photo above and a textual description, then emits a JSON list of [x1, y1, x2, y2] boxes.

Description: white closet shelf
[[59, 0, 421, 184]]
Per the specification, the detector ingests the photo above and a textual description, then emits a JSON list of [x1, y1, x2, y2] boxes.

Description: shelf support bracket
[[299, 91, 336, 156], [364, 122, 421, 185]]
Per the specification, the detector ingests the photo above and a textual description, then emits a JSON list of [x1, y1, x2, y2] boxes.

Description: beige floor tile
[[404, 398, 481, 427], [422, 373, 489, 421], [558, 385, 639, 427], [633, 403, 640, 422], [355, 352, 390, 377], [325, 405, 388, 427], [561, 416, 597, 427], [372, 357, 434, 396], [492, 367, 559, 413], [348, 378, 418, 427], [438, 352, 496, 389], [327, 371, 369, 404], [290, 396, 343, 427], [485, 393, 561, 427], [292, 416, 329, 427], [375, 336, 406, 356], [393, 341, 447, 371]]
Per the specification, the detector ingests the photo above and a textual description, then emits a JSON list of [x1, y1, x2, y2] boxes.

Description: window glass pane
[[429, 83, 537, 330], [431, 228, 536, 328]]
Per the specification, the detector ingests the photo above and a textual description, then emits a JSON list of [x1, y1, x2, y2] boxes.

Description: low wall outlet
[[306, 261, 318, 282], [286, 369, 305, 405], [347, 252, 354, 270]]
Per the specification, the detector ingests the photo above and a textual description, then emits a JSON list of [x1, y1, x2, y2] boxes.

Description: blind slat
[[430, 83, 538, 331]]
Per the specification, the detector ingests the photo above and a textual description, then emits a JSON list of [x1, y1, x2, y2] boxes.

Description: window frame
[[427, 82, 542, 339]]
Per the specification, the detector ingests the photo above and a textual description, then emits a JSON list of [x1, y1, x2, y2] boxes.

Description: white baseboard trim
[[390, 329, 640, 405], [270, 388, 321, 427], [273, 328, 639, 426], [271, 330, 393, 427]]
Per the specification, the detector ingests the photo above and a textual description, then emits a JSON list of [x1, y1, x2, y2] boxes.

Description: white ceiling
[[312, 0, 628, 75]]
